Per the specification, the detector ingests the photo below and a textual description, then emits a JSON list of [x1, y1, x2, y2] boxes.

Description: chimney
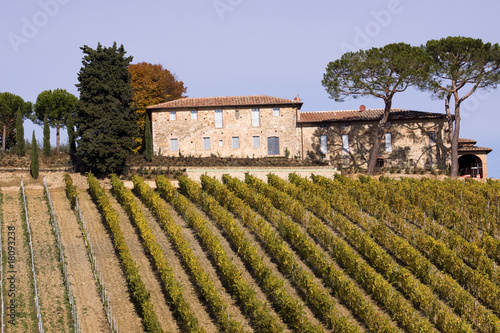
[[293, 94, 301, 102]]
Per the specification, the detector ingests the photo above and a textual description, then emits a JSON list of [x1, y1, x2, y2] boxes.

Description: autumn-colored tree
[[129, 62, 186, 151], [144, 115, 153, 162]]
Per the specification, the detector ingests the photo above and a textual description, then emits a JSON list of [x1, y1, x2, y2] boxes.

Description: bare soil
[[161, 200, 254, 331], [189, 203, 290, 332], [246, 210, 364, 331], [49, 188, 110, 332], [226, 211, 325, 330], [24, 189, 72, 332], [106, 189, 180, 333], [76, 189, 143, 333], [1, 190, 37, 333], [133, 193, 218, 332], [0, 170, 389, 332]]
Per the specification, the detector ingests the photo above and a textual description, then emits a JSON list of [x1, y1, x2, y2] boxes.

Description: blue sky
[[1, 0, 499, 176]]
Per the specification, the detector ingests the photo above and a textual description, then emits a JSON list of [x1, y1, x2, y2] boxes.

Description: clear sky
[[1, 0, 499, 176]]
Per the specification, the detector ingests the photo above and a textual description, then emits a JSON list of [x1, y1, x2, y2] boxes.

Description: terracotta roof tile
[[147, 95, 303, 110], [298, 108, 446, 123], [458, 138, 477, 144], [459, 146, 493, 153]]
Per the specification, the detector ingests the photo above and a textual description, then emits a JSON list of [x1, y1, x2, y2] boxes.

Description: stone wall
[[300, 118, 450, 170], [151, 105, 299, 158]]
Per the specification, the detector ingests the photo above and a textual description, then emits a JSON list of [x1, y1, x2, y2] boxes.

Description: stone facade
[[458, 139, 492, 178], [147, 96, 492, 177], [148, 96, 302, 158], [299, 109, 450, 170]]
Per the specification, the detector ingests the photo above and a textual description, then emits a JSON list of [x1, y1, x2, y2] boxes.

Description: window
[[191, 110, 197, 120], [252, 108, 260, 127], [253, 136, 260, 148], [215, 109, 223, 128], [429, 131, 436, 144], [376, 158, 385, 168], [203, 137, 210, 150], [342, 134, 349, 153], [320, 135, 327, 155], [273, 107, 280, 116], [268, 137, 279, 155], [169, 111, 176, 120], [232, 136, 239, 149], [385, 133, 392, 152], [235, 109, 240, 119], [170, 139, 178, 151], [219, 140, 223, 147]]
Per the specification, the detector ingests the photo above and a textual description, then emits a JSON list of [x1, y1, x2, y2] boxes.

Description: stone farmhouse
[[147, 95, 492, 178]]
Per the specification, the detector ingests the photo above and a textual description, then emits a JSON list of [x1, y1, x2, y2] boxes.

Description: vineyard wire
[[0, 186, 3, 333], [73, 193, 119, 333], [20, 177, 44, 333], [43, 177, 81, 333]]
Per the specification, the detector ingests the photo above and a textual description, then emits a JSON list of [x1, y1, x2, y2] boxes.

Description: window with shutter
[[215, 109, 223, 128], [268, 136, 279, 155], [170, 138, 178, 151], [252, 108, 260, 127], [385, 133, 392, 152], [253, 136, 260, 148], [203, 137, 210, 150], [232, 137, 239, 149], [342, 134, 349, 153], [320, 135, 327, 154]]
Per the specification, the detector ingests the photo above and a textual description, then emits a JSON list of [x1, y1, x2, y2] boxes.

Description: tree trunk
[[2, 124, 5, 153], [366, 99, 392, 175], [56, 125, 60, 154], [450, 94, 461, 177], [444, 93, 454, 176]]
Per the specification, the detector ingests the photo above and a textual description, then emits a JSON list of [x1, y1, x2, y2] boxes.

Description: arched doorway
[[458, 154, 483, 178]]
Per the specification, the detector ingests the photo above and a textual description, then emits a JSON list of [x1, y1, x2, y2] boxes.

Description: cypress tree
[[67, 113, 76, 160], [75, 42, 137, 175], [144, 115, 153, 162], [30, 131, 39, 179], [43, 114, 50, 156], [16, 108, 25, 156]]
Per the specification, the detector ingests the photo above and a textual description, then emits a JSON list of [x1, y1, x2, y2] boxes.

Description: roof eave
[[459, 147, 493, 154], [297, 114, 447, 124], [148, 102, 303, 111]]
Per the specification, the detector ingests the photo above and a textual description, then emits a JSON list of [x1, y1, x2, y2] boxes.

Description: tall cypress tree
[[43, 114, 50, 156], [75, 42, 137, 174], [30, 131, 39, 179], [16, 108, 25, 156], [144, 115, 153, 162], [67, 113, 76, 160]]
